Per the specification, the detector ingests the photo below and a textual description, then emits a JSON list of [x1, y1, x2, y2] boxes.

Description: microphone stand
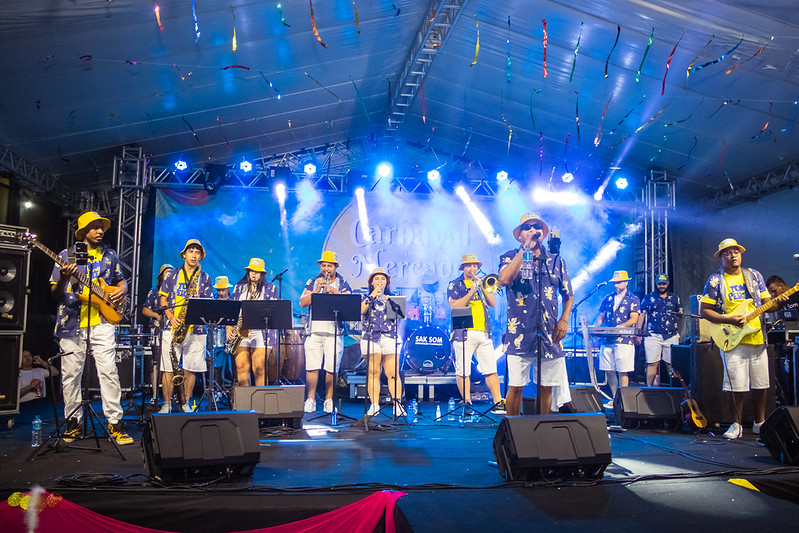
[[272, 268, 287, 384], [571, 282, 608, 365]]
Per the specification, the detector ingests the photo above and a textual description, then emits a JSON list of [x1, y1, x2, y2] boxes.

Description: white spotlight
[[304, 162, 317, 175], [427, 169, 441, 181], [23, 200, 33, 209], [377, 162, 392, 178], [355, 187, 371, 243], [240, 160, 253, 172], [275, 183, 287, 203], [455, 185, 502, 245], [496, 170, 508, 181], [615, 177, 628, 190], [561, 172, 574, 183]]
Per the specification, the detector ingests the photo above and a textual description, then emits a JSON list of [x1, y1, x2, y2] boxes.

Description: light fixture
[[615, 177, 629, 190], [496, 170, 508, 181], [377, 162, 392, 179], [203, 163, 229, 195], [561, 172, 574, 183], [174, 159, 188, 172], [23, 200, 33, 209], [427, 169, 441, 181], [303, 162, 317, 175], [239, 159, 252, 172]]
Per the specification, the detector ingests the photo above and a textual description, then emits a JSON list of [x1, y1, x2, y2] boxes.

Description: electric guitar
[[669, 368, 707, 430], [708, 282, 799, 351], [20, 232, 128, 324]]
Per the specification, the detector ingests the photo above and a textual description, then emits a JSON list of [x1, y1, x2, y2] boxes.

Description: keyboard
[[588, 326, 641, 338]]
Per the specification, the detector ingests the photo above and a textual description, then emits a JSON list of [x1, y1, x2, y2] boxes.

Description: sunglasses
[[521, 222, 544, 231]]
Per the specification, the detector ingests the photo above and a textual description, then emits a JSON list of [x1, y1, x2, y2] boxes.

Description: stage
[[2, 397, 799, 532]]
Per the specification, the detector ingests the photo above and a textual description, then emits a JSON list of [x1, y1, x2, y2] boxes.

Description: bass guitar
[[20, 232, 128, 324], [708, 282, 799, 351], [669, 368, 707, 430]]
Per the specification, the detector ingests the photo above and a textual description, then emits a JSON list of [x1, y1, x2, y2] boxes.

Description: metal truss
[[387, 0, 469, 131], [635, 170, 675, 294], [704, 160, 799, 209], [0, 142, 76, 207]]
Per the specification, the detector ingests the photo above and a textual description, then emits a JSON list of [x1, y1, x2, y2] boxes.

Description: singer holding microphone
[[498, 213, 574, 416], [300, 251, 353, 414]]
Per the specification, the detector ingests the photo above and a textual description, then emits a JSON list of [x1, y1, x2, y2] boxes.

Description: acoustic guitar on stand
[[669, 368, 707, 430]]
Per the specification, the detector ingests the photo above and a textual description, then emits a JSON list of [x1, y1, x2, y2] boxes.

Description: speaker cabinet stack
[[760, 406, 799, 465], [0, 224, 29, 415], [613, 386, 683, 429]]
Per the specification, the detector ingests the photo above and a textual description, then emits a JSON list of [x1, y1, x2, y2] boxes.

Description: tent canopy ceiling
[[1, 0, 798, 200]]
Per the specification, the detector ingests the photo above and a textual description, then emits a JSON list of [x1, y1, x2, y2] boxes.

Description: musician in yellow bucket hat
[[595, 269, 640, 401], [142, 264, 174, 332], [51, 210, 132, 445], [158, 239, 213, 413], [229, 258, 279, 387], [700, 238, 772, 440], [300, 250, 353, 414]]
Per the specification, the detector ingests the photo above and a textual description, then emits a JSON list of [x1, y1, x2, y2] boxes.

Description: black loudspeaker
[[568, 386, 603, 413], [613, 386, 683, 429], [0, 241, 30, 333], [760, 406, 799, 465], [0, 335, 21, 413], [231, 385, 304, 428], [493, 414, 611, 481], [142, 411, 261, 481]]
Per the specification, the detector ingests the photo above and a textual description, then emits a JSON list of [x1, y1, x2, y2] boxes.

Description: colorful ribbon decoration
[[605, 25, 620, 78], [539, 132, 544, 176], [460, 126, 472, 157], [192, 0, 200, 41], [684, 34, 714, 89], [350, 76, 369, 118], [752, 101, 772, 139], [232, 12, 238, 52], [154, 3, 164, 31], [781, 100, 798, 133], [506, 17, 512, 83], [636, 28, 654, 82], [678, 136, 697, 171], [635, 106, 667, 134], [182, 116, 202, 146], [707, 98, 740, 119], [469, 14, 479, 67], [529, 88, 541, 129], [609, 96, 646, 135], [310, 0, 328, 48], [305, 71, 340, 101], [220, 65, 250, 71], [277, 2, 290, 27], [569, 22, 584, 82], [718, 138, 726, 168], [563, 132, 571, 172], [575, 92, 581, 144], [79, 55, 92, 61], [173, 63, 191, 80], [353, 2, 360, 34], [726, 36, 773, 75], [217, 116, 230, 146], [663, 97, 703, 127], [661, 30, 685, 95], [594, 93, 614, 147], [258, 71, 281, 100], [391, 3, 400, 16], [542, 19, 548, 78], [421, 80, 426, 123], [692, 36, 743, 72]]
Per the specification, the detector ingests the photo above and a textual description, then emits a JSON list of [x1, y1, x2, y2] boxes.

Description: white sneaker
[[723, 422, 743, 440], [323, 398, 334, 414], [304, 398, 316, 413], [181, 403, 193, 412], [157, 404, 171, 414], [367, 403, 380, 416], [752, 420, 764, 435]]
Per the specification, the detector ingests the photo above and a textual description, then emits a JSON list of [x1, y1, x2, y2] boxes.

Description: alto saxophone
[[225, 282, 258, 354], [168, 267, 200, 405]]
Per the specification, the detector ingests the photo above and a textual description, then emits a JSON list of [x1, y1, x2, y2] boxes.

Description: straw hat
[[714, 238, 746, 257], [512, 213, 549, 242], [458, 253, 482, 270], [368, 267, 391, 285], [609, 270, 630, 282], [75, 211, 111, 240]]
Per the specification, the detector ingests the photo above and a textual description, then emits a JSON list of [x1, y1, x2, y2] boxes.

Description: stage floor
[[2, 398, 798, 532]]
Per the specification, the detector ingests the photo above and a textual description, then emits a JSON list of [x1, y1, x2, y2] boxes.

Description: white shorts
[[452, 330, 497, 377], [643, 333, 679, 364], [305, 333, 343, 373], [238, 330, 265, 349], [161, 329, 207, 373], [599, 344, 635, 372], [507, 354, 566, 387], [720, 343, 769, 392], [361, 335, 399, 356]]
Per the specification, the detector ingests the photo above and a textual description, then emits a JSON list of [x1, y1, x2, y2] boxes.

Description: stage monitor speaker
[[613, 386, 683, 429], [231, 385, 304, 428], [0, 335, 22, 414], [0, 239, 30, 333], [493, 414, 611, 482], [567, 386, 603, 413], [760, 406, 799, 465], [142, 411, 260, 482]]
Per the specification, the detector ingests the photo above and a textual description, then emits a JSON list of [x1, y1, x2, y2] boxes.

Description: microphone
[[596, 281, 608, 288], [794, 254, 799, 260]]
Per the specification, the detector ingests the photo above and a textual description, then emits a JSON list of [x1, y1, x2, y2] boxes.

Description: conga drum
[[280, 328, 306, 383]]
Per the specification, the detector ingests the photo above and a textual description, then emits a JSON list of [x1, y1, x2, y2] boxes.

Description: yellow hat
[[214, 276, 233, 289], [459, 253, 482, 270], [609, 270, 630, 282], [75, 211, 111, 240], [368, 267, 391, 285], [159, 264, 174, 277], [513, 213, 549, 242], [245, 257, 266, 273], [317, 250, 339, 266], [180, 239, 206, 260], [714, 238, 746, 257]]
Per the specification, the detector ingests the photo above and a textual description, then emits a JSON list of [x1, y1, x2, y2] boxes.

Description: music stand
[[241, 299, 292, 385], [380, 296, 407, 421], [310, 293, 362, 424], [184, 298, 241, 411], [437, 308, 474, 424]]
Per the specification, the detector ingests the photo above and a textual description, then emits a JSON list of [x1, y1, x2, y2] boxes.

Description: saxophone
[[225, 282, 258, 354], [169, 267, 200, 405]]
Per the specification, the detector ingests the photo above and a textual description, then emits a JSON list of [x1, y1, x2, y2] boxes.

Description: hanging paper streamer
[[649, 136, 666, 162], [192, 0, 200, 41], [217, 116, 230, 146], [125, 60, 139, 65], [539, 132, 544, 176], [529, 88, 541, 128], [421, 80, 426, 123], [594, 93, 614, 147], [232, 11, 238, 52], [542, 19, 548, 78], [575, 92, 581, 144], [678, 136, 697, 171], [569, 22, 584, 82], [258, 71, 282, 100], [277, 3, 291, 27], [635, 106, 667, 133], [460, 126, 472, 157], [353, 2, 361, 34], [781, 100, 798, 133], [58, 146, 70, 163], [182, 116, 202, 146], [684, 34, 714, 89], [692, 36, 743, 72], [154, 3, 164, 31], [563, 132, 571, 172], [173, 63, 192, 80], [305, 71, 340, 101], [469, 14, 479, 67], [609, 95, 646, 135], [391, 3, 401, 16], [605, 25, 620, 78], [661, 30, 685, 95], [79, 55, 92, 61], [309, 0, 328, 48], [506, 125, 514, 156], [350, 76, 369, 118], [726, 36, 774, 75], [663, 97, 703, 127], [220, 65, 250, 71], [506, 17, 512, 83], [636, 28, 654, 82], [718, 138, 726, 167], [707, 98, 740, 119]]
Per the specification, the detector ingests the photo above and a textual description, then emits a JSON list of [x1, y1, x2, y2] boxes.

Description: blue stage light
[[561, 172, 574, 183], [496, 170, 508, 181], [240, 160, 252, 172], [377, 162, 392, 179], [615, 177, 629, 190], [427, 169, 441, 181], [174, 159, 188, 171], [304, 162, 317, 175]]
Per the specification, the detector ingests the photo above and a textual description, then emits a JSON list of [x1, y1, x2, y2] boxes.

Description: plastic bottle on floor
[[435, 403, 442, 421], [409, 399, 418, 423], [31, 415, 42, 448], [447, 398, 456, 421]]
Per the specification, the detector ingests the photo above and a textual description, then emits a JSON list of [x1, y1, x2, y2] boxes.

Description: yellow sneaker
[[62, 417, 82, 443], [108, 421, 134, 446]]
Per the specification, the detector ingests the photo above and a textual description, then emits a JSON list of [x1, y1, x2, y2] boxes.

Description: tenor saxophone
[[225, 282, 257, 353], [168, 268, 200, 405]]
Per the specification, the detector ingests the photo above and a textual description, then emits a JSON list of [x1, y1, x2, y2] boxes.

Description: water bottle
[[31, 415, 42, 448], [521, 244, 533, 280], [331, 406, 337, 426], [447, 398, 456, 421], [435, 403, 442, 421], [410, 399, 418, 423]]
